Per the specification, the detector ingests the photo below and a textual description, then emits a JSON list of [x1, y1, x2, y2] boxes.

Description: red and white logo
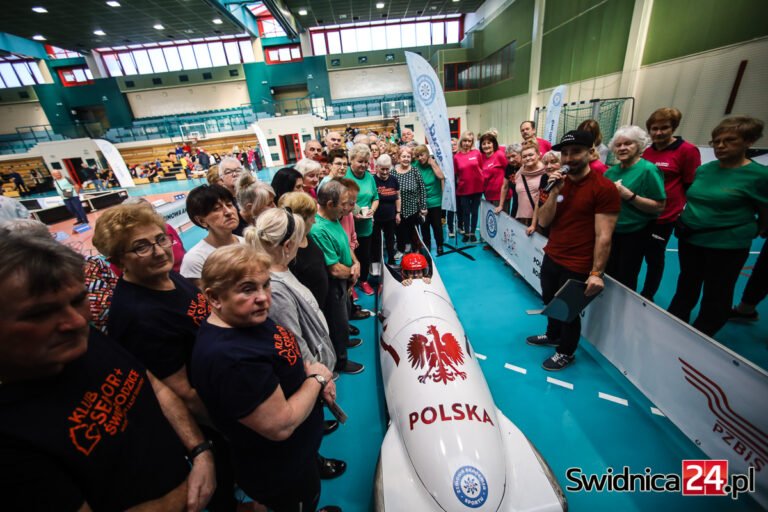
[[408, 325, 466, 385]]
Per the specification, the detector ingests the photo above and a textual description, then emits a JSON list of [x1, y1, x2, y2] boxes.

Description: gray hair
[[375, 154, 392, 167], [353, 134, 368, 144], [608, 125, 652, 153], [541, 150, 561, 163], [122, 196, 152, 207], [237, 180, 275, 220], [348, 143, 372, 162], [505, 142, 523, 156], [404, 141, 417, 148], [0, 218, 51, 238], [317, 179, 346, 207], [218, 156, 241, 178], [0, 226, 84, 296], [295, 158, 322, 177]]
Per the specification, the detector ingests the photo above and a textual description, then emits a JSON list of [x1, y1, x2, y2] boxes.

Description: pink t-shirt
[[481, 149, 512, 201], [453, 149, 484, 196], [514, 172, 545, 218], [642, 137, 701, 223], [340, 212, 357, 252]]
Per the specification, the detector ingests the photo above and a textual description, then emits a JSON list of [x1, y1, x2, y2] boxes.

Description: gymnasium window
[[45, 45, 82, 59], [248, 2, 287, 38], [309, 15, 463, 56], [95, 35, 255, 77], [0, 55, 45, 88], [443, 41, 515, 92], [57, 66, 95, 86], [264, 45, 302, 64]]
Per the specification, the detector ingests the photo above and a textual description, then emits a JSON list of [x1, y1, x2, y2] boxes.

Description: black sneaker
[[542, 352, 575, 371], [470, 234, 478, 243], [347, 337, 363, 349], [318, 507, 341, 512], [461, 234, 470, 243], [526, 334, 559, 347], [317, 454, 347, 479], [349, 324, 360, 335], [729, 307, 759, 322], [339, 360, 364, 374]]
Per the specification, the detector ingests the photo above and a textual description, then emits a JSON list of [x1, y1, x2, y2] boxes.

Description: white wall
[[255, 114, 317, 165], [329, 65, 412, 100], [126, 81, 250, 118], [465, 94, 531, 144], [0, 102, 49, 134], [36, 138, 102, 180]]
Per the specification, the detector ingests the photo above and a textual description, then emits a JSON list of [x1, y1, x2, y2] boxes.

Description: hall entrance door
[[280, 133, 301, 164]]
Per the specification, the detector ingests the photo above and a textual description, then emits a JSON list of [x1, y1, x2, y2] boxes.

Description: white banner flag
[[250, 122, 274, 168], [405, 51, 456, 211], [543, 85, 567, 145], [93, 138, 135, 188]]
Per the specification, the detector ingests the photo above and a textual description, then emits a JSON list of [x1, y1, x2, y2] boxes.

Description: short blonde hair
[[206, 166, 220, 186], [521, 139, 540, 154], [348, 143, 372, 162], [296, 158, 322, 177], [201, 244, 271, 297], [413, 144, 430, 158], [278, 191, 317, 222], [459, 131, 475, 146], [244, 207, 305, 259], [93, 203, 166, 261]]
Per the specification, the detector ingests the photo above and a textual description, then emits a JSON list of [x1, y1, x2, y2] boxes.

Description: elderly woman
[[345, 143, 379, 295], [668, 116, 767, 336], [52, 169, 89, 227], [513, 140, 547, 230], [639, 107, 702, 302], [190, 244, 340, 512], [393, 145, 426, 256], [296, 158, 322, 199], [412, 144, 445, 254], [526, 150, 562, 236], [494, 143, 522, 216], [318, 149, 349, 189], [369, 142, 381, 172], [453, 131, 483, 243], [117, 197, 186, 274], [604, 125, 666, 291], [181, 184, 245, 287], [480, 131, 512, 215], [372, 154, 401, 265], [236, 173, 276, 226], [271, 167, 304, 204]]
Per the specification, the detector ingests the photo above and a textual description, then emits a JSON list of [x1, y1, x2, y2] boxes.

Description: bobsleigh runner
[[373, 243, 567, 511]]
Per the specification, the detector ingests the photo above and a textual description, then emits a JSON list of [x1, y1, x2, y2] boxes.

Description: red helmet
[[401, 253, 428, 271]]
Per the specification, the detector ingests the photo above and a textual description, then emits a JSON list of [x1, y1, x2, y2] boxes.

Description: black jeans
[[742, 239, 768, 306], [321, 277, 349, 369], [258, 460, 320, 512], [447, 195, 464, 233], [420, 206, 444, 250], [668, 240, 749, 336], [459, 193, 482, 236], [396, 213, 421, 252], [606, 224, 654, 292], [540, 255, 588, 356], [640, 222, 675, 302], [355, 234, 372, 284], [373, 218, 397, 264]]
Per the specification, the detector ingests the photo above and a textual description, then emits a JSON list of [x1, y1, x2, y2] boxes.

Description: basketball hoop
[[190, 136, 199, 147]]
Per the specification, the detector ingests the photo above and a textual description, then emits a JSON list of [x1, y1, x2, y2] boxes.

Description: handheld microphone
[[543, 164, 570, 193]]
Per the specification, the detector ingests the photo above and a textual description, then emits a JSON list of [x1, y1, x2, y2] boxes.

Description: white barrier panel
[[479, 200, 768, 507], [93, 139, 135, 188], [155, 198, 189, 230]]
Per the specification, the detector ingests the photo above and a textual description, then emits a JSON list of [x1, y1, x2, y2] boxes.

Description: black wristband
[[186, 440, 213, 462], [629, 193, 637, 202]]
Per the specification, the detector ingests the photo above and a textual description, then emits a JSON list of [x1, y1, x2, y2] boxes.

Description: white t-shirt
[[180, 235, 244, 279]]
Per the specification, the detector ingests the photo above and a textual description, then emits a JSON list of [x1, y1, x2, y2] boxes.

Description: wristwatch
[[307, 374, 327, 386], [186, 440, 213, 463], [589, 271, 604, 279]]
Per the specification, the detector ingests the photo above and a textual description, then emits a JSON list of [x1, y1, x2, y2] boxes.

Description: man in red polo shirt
[[640, 108, 701, 302], [520, 120, 552, 155], [526, 130, 621, 371]]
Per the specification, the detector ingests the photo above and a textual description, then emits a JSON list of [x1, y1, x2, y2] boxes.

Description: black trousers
[[321, 277, 349, 369], [396, 213, 421, 252], [540, 255, 588, 356], [606, 224, 654, 292], [640, 222, 675, 302], [420, 206, 444, 250], [200, 425, 238, 511], [459, 193, 482, 235], [447, 194, 463, 232], [355, 234, 372, 284], [258, 459, 320, 512], [372, 218, 397, 264], [742, 239, 768, 306], [668, 240, 749, 336]]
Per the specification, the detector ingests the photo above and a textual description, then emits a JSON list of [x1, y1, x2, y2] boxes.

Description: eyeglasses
[[125, 234, 172, 257], [709, 137, 741, 147], [222, 168, 244, 176]]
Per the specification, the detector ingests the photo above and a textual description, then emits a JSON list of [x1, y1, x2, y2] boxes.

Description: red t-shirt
[[481, 149, 513, 201], [589, 159, 609, 176], [642, 137, 700, 223], [453, 150, 484, 196], [544, 170, 621, 273]]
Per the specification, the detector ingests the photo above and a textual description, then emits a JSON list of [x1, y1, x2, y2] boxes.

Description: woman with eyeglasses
[[668, 116, 768, 337], [318, 149, 348, 190]]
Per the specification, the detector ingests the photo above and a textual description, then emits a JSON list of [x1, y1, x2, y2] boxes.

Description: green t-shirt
[[414, 160, 443, 209], [344, 168, 379, 237], [604, 158, 666, 233], [680, 160, 768, 249], [309, 213, 353, 267]]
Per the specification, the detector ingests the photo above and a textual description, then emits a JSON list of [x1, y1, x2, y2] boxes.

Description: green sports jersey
[[309, 213, 353, 267], [680, 160, 768, 249], [414, 160, 443, 209], [604, 158, 666, 233], [345, 168, 379, 237]]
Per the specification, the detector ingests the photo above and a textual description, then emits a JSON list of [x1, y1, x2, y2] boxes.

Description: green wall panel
[[475, 0, 534, 59], [539, 0, 633, 89], [115, 65, 245, 92], [643, 0, 768, 65], [34, 77, 133, 130], [544, 0, 607, 32], [243, 56, 331, 104]]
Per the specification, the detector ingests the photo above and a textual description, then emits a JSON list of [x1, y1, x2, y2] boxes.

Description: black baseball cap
[[552, 130, 594, 150]]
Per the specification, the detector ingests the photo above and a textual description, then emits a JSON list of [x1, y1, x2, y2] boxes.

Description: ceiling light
[[93, 29, 106, 36], [32, 35, 46, 41], [106, 1, 120, 6], [212, 18, 223, 24], [298, 9, 308, 15], [452, 0, 460, 2], [32, 6, 48, 13], [153, 24, 165, 30], [376, 2, 384, 8]]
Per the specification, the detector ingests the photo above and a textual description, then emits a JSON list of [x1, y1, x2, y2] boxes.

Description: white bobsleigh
[[374, 249, 567, 511]]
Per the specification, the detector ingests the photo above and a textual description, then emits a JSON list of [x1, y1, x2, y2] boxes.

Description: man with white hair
[[217, 156, 249, 235], [304, 139, 323, 160], [400, 127, 414, 145], [323, 131, 344, 155], [0, 195, 31, 224]]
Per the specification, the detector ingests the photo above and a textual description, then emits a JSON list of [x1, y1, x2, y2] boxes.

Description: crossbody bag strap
[[521, 174, 536, 210]]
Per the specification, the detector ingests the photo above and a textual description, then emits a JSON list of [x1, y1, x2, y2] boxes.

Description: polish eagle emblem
[[407, 325, 467, 384]]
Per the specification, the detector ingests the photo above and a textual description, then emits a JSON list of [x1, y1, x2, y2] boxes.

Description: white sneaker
[[394, 251, 404, 260], [370, 262, 381, 276]]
